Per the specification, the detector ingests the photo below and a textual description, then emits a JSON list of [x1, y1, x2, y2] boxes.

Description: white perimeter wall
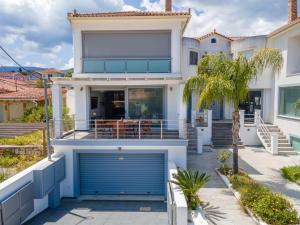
[[53, 144, 187, 197]]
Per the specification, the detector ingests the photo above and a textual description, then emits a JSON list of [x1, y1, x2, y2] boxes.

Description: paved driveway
[[25, 199, 167, 225]]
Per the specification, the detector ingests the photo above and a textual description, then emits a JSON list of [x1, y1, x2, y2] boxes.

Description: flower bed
[[216, 169, 300, 225], [280, 166, 300, 185]]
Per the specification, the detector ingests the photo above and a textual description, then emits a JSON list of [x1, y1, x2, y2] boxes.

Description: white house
[[51, 2, 190, 200]]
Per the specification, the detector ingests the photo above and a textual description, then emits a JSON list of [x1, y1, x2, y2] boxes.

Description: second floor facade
[[68, 11, 191, 78]]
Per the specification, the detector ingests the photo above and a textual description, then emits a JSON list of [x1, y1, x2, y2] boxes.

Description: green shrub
[[23, 105, 53, 122], [171, 170, 210, 210], [228, 174, 300, 225], [252, 193, 299, 225], [228, 174, 252, 190], [0, 130, 44, 146], [281, 166, 300, 185], [217, 150, 232, 175], [0, 156, 19, 168], [0, 173, 7, 183], [240, 183, 270, 209]]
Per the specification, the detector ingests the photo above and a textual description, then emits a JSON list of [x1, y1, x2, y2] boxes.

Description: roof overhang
[[268, 18, 300, 39]]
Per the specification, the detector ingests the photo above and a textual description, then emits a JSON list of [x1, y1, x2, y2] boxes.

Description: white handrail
[[257, 115, 272, 151]]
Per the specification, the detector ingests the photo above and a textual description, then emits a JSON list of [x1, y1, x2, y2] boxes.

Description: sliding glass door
[[128, 88, 164, 119]]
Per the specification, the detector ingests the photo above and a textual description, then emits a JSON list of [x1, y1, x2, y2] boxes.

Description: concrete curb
[[215, 169, 268, 225]]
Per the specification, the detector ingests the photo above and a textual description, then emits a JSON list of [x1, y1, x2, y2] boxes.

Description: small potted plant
[[171, 169, 210, 222], [217, 150, 232, 175]]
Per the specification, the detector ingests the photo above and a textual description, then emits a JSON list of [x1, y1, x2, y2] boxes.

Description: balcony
[[82, 58, 171, 73], [50, 119, 187, 140]]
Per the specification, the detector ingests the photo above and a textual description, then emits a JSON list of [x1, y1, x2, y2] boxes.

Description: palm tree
[[171, 170, 210, 210], [183, 48, 283, 174]]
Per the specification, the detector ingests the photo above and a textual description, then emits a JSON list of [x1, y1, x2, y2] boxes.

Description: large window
[[279, 86, 300, 118], [189, 51, 198, 65], [128, 88, 164, 119]]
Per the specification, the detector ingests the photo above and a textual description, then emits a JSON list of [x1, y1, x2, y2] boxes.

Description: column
[[178, 83, 187, 138], [52, 84, 63, 138], [239, 110, 245, 128], [74, 86, 90, 130]]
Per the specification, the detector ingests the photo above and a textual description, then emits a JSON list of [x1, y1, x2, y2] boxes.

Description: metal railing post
[[117, 120, 119, 139], [73, 116, 75, 140], [138, 120, 141, 139], [160, 120, 163, 139], [95, 119, 98, 139]]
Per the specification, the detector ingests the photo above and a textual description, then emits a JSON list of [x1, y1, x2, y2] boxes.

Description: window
[[239, 50, 254, 60], [91, 97, 98, 110], [128, 88, 164, 119], [291, 136, 300, 152], [211, 38, 217, 44], [279, 86, 300, 118], [189, 51, 198, 65]]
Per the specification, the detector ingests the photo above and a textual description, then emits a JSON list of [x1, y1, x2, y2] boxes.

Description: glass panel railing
[[82, 58, 171, 73], [148, 59, 171, 73]]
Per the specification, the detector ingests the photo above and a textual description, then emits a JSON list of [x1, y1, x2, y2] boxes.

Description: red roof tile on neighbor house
[[0, 78, 50, 101], [198, 30, 233, 41], [37, 68, 64, 75], [68, 10, 191, 18]]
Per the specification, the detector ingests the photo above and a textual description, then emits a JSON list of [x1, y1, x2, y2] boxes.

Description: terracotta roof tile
[[198, 30, 233, 41], [68, 10, 191, 18], [0, 78, 50, 101], [36, 68, 64, 75]]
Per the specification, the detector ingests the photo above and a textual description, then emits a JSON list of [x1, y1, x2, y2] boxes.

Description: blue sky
[[0, 0, 298, 70]]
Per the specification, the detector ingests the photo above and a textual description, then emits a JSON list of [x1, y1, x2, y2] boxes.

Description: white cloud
[[62, 57, 74, 70], [141, 0, 164, 11]]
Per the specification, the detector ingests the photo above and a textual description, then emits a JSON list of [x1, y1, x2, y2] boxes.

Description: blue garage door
[[79, 153, 165, 196]]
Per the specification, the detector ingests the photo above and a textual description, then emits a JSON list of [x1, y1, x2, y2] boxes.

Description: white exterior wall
[[268, 23, 300, 142], [70, 18, 184, 77], [199, 34, 231, 57], [181, 37, 200, 80], [53, 143, 187, 197], [74, 85, 90, 130], [66, 89, 75, 116]]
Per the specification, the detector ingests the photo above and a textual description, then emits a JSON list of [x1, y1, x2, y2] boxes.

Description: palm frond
[[252, 48, 283, 75]]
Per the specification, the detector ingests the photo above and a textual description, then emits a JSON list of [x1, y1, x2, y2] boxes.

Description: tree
[[183, 48, 283, 174], [64, 71, 72, 77]]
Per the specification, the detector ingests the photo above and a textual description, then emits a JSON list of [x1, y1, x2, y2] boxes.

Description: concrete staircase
[[187, 123, 197, 152], [212, 122, 244, 148], [257, 124, 296, 155]]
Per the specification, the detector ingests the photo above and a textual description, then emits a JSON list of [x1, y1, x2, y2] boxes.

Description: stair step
[[278, 151, 298, 155]]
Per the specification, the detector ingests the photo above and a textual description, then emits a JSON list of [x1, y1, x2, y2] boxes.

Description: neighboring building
[[0, 72, 28, 81], [28, 68, 64, 80], [0, 78, 49, 122]]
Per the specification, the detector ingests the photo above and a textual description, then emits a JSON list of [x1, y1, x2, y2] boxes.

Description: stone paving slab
[[187, 151, 255, 225]]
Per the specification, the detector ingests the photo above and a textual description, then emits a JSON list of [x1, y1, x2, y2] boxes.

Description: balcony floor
[[62, 130, 181, 140], [25, 199, 167, 225]]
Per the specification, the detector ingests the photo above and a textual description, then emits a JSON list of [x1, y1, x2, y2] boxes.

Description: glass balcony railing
[[82, 58, 171, 73]]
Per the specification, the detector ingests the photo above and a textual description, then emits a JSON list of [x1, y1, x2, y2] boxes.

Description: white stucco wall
[[267, 23, 300, 143], [199, 34, 231, 57], [53, 142, 187, 197]]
